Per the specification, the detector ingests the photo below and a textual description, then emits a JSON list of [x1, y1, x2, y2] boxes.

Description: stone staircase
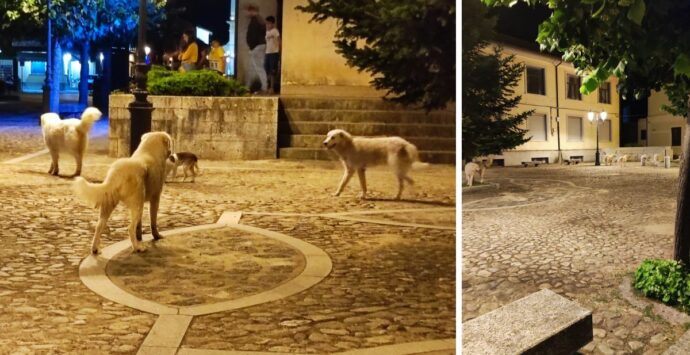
[[277, 97, 456, 164]]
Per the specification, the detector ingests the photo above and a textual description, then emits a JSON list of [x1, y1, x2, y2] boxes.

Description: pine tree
[[462, 0, 532, 161], [296, 0, 455, 111]]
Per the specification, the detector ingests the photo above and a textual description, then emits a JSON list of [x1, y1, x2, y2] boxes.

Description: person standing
[[264, 16, 280, 94], [178, 30, 199, 72], [246, 4, 267, 93], [208, 39, 226, 74]]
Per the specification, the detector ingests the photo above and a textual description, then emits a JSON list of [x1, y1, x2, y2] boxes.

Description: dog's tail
[[73, 177, 115, 209], [77, 107, 103, 134], [403, 143, 430, 169], [193, 161, 202, 176]]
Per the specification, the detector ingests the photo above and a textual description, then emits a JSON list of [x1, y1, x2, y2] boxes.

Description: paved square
[[463, 164, 686, 354], [0, 120, 455, 354]]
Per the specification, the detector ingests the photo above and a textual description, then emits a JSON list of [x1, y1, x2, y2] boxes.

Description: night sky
[[170, 0, 231, 44], [490, 2, 551, 47]]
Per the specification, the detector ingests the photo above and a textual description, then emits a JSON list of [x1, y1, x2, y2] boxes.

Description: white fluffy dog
[[616, 154, 629, 167], [323, 129, 427, 200], [41, 107, 103, 176], [41, 107, 102, 177], [464, 157, 492, 187], [73, 132, 173, 254]]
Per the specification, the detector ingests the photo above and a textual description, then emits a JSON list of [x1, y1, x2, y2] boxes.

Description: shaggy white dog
[[616, 154, 629, 167], [323, 129, 427, 200], [41, 107, 102, 177], [464, 157, 492, 186], [73, 132, 173, 254]]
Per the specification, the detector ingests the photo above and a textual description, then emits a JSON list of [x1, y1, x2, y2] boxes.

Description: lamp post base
[[595, 150, 601, 166], [128, 90, 153, 155]]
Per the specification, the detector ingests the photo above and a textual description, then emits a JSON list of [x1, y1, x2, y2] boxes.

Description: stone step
[[281, 108, 456, 125], [279, 134, 456, 151], [280, 96, 456, 113], [463, 289, 592, 355], [279, 121, 456, 138], [279, 147, 456, 165], [280, 96, 429, 111]]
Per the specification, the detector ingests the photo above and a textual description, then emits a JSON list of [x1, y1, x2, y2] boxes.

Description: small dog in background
[[616, 154, 629, 167], [41, 107, 102, 177], [464, 157, 493, 187], [166, 152, 200, 182], [323, 129, 427, 200]]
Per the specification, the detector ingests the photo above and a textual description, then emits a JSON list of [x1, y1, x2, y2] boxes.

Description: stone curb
[[619, 277, 690, 354]]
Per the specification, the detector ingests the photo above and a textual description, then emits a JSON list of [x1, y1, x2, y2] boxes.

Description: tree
[[462, 0, 533, 161], [3, 0, 166, 110], [296, 0, 455, 111], [482, 0, 690, 264]]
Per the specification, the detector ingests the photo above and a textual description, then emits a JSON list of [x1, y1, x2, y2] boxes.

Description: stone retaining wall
[[109, 95, 278, 160]]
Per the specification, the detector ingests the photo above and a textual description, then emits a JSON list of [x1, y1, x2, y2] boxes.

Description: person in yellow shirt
[[178, 30, 198, 72], [208, 39, 226, 74]]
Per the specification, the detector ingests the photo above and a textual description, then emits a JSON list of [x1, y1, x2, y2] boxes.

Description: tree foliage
[[296, 0, 455, 111], [462, 0, 533, 161], [483, 0, 690, 116]]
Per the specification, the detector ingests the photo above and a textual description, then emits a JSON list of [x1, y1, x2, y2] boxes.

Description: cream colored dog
[[616, 154, 629, 167], [41, 107, 102, 177], [323, 129, 427, 200], [604, 154, 616, 166], [464, 157, 493, 186], [73, 132, 173, 254]]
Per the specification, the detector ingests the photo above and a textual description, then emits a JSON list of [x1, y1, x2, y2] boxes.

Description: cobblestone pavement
[[463, 165, 686, 354], [0, 124, 456, 354]]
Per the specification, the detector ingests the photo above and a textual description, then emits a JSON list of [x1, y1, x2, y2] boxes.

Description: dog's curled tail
[[403, 143, 430, 169], [73, 177, 114, 209], [77, 107, 103, 134]]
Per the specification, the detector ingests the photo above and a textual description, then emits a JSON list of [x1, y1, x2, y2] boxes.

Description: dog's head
[[139, 131, 174, 160], [323, 129, 352, 150]]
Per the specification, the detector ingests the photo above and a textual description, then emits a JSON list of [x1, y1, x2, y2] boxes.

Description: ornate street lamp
[[588, 110, 608, 166], [128, 0, 153, 154]]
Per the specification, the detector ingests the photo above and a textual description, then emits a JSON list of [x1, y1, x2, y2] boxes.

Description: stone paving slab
[[0, 122, 455, 353], [463, 166, 687, 354]]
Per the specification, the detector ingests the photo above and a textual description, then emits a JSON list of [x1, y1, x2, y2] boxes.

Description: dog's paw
[[358, 193, 367, 200], [152, 232, 163, 241], [333, 192, 341, 197], [91, 248, 100, 255], [134, 246, 146, 253]]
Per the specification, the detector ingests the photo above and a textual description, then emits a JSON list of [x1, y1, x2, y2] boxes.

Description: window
[[600, 120, 612, 142], [567, 116, 583, 141], [641, 129, 647, 141], [527, 114, 547, 141], [526, 67, 546, 95], [30, 61, 46, 75], [598, 82, 611, 104], [672, 127, 682, 146], [566, 74, 582, 100]]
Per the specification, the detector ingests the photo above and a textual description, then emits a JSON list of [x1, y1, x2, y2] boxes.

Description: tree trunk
[[673, 97, 690, 265], [79, 42, 90, 107], [50, 41, 62, 112]]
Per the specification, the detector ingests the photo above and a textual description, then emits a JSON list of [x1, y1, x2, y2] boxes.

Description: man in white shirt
[[264, 16, 281, 94]]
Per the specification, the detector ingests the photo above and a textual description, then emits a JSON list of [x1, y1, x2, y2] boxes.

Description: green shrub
[[147, 67, 248, 97], [633, 259, 690, 307]]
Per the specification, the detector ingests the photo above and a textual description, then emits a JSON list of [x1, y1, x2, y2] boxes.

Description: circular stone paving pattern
[[106, 227, 306, 307], [462, 178, 592, 210]]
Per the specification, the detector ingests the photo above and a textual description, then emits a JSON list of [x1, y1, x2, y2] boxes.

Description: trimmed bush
[[633, 259, 690, 308], [147, 66, 248, 97]]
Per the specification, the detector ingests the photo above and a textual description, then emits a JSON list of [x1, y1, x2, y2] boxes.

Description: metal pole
[[128, 0, 153, 155], [42, 0, 53, 118], [554, 61, 563, 163], [595, 119, 601, 166]]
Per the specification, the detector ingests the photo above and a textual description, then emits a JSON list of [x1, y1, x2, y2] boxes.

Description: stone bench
[[521, 161, 540, 167], [463, 289, 593, 355]]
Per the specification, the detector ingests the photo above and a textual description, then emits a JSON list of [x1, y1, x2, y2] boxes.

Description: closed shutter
[[567, 116, 583, 141]]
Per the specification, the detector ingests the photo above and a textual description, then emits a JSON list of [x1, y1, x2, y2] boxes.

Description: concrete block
[[463, 289, 592, 355]]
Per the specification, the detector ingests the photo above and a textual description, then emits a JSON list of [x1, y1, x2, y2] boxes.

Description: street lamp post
[[588, 110, 608, 166], [42, 0, 53, 118], [128, 0, 153, 155]]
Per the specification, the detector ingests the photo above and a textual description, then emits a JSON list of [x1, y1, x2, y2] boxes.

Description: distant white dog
[[41, 107, 102, 177], [323, 129, 427, 200], [604, 154, 616, 166], [73, 132, 173, 254], [616, 154, 629, 167], [640, 154, 648, 166], [465, 157, 493, 187]]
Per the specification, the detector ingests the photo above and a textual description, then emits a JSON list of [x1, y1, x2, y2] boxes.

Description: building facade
[[638, 91, 685, 157], [488, 43, 621, 166]]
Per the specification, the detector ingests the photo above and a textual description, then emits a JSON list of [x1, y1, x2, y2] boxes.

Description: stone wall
[[109, 95, 278, 160]]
